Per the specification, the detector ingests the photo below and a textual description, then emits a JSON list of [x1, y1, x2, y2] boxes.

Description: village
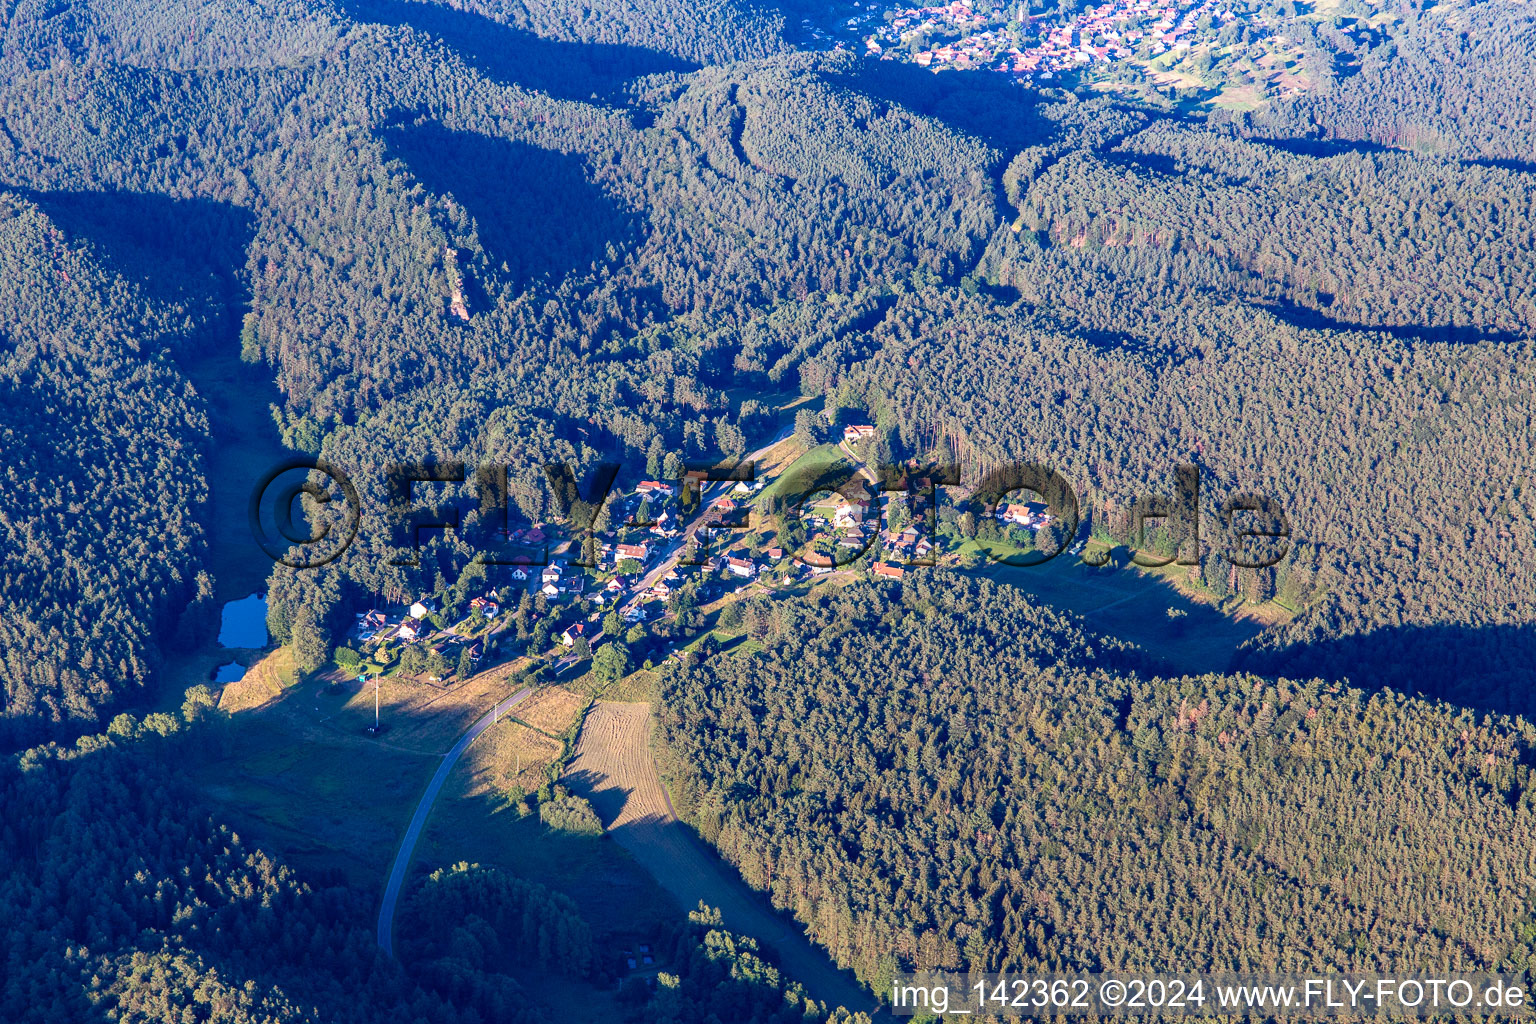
[[337, 419, 1063, 691], [802, 0, 1312, 101], [873, 0, 1244, 77]]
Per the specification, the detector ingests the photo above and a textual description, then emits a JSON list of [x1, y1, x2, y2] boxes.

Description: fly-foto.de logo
[[248, 458, 1290, 572]]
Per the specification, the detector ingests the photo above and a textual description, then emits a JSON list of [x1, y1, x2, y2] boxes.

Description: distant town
[[795, 0, 1358, 104]]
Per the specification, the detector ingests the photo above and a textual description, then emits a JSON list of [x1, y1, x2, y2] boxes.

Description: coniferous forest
[[4, 0, 1536, 1016]]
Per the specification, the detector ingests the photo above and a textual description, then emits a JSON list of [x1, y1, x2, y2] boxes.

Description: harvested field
[[563, 702, 872, 1014], [217, 647, 299, 712], [327, 659, 530, 753], [515, 685, 586, 735], [463, 721, 563, 797]]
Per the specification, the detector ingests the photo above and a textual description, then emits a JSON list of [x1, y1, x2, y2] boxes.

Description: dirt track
[[564, 702, 873, 1014]]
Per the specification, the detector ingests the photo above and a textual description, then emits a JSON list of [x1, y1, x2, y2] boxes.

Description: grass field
[[755, 443, 853, 507], [152, 348, 293, 712], [418, 695, 682, 1021], [187, 348, 291, 606], [562, 702, 873, 1013], [960, 539, 1269, 675], [216, 647, 301, 712], [191, 646, 679, 1019], [461, 720, 564, 796]]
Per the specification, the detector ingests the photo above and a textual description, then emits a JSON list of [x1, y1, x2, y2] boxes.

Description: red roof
[[872, 563, 906, 579]]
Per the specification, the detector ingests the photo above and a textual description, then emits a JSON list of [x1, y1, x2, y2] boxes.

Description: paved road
[[838, 438, 880, 487], [622, 421, 797, 609], [376, 684, 534, 955]]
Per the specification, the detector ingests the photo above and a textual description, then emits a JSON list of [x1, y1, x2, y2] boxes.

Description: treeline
[[659, 577, 1536, 992], [633, 903, 865, 1024], [0, 194, 212, 743], [1, 698, 493, 1023], [1232, 0, 1536, 165]]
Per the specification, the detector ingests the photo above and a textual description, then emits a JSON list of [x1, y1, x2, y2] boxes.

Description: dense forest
[[5, 0, 1536, 1013], [2, 699, 863, 1023], [0, 194, 212, 742], [660, 577, 1536, 989], [1, 701, 495, 1024], [5, 0, 1534, 727], [1233, 0, 1536, 165]]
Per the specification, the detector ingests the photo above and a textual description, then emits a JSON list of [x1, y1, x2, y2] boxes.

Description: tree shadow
[[562, 765, 631, 824], [1241, 133, 1536, 175], [1463, 155, 1536, 175], [1242, 134, 1396, 160], [830, 59, 1058, 153], [1236, 622, 1536, 721], [22, 189, 254, 340], [336, 0, 696, 103], [383, 124, 641, 290], [1256, 294, 1523, 345], [971, 550, 1263, 678]]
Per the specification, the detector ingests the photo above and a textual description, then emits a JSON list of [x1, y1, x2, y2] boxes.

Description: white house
[[726, 557, 756, 578], [834, 501, 869, 530], [409, 598, 436, 620], [616, 542, 650, 562]]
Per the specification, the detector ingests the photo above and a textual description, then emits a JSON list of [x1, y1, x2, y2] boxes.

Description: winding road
[[376, 684, 533, 956], [377, 417, 805, 955]]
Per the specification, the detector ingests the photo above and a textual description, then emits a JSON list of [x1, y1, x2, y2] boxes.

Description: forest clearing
[[563, 701, 874, 1013]]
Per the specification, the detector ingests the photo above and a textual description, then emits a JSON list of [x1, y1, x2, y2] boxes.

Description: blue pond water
[[214, 662, 246, 682], [218, 593, 269, 648]]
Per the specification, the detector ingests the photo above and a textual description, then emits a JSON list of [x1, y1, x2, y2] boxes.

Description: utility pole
[[364, 672, 377, 731]]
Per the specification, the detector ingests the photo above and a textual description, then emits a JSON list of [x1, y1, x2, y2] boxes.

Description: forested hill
[[1232, 0, 1536, 165], [5, 0, 1536, 1017], [660, 577, 1536, 989], [2, 0, 1535, 727], [0, 193, 210, 737]]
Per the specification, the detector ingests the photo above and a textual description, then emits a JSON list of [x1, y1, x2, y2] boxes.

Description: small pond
[[218, 593, 268, 648], [213, 662, 246, 683]]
